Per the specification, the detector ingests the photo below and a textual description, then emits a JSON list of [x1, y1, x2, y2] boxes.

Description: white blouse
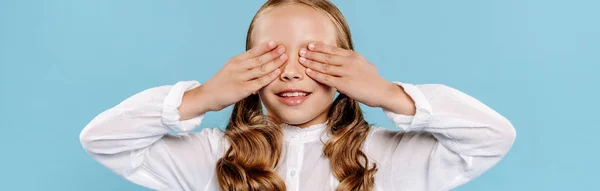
[[79, 80, 516, 191]]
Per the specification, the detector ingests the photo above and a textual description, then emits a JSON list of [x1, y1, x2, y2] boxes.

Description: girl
[[79, 0, 516, 190]]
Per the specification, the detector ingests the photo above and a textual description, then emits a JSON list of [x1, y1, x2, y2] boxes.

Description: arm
[[79, 81, 224, 190], [366, 82, 516, 190], [294, 42, 515, 189], [80, 41, 290, 190]]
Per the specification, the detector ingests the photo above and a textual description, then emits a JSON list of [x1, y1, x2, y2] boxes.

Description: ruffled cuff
[[161, 80, 205, 132], [382, 81, 433, 132]]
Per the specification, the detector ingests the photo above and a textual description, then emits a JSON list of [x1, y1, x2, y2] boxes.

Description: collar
[[280, 121, 330, 143]]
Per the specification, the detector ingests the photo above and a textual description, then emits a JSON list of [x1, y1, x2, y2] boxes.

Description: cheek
[[258, 81, 276, 95], [318, 86, 337, 102], [320, 83, 336, 96], [257, 82, 280, 105]]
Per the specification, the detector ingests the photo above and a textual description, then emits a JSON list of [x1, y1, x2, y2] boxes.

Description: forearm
[[179, 85, 213, 120]]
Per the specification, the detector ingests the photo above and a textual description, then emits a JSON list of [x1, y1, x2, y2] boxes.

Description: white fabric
[[80, 80, 516, 191]]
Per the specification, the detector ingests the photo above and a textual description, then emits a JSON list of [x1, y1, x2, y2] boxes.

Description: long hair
[[215, 0, 377, 190]]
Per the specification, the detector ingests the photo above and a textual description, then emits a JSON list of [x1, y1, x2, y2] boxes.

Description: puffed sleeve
[[364, 82, 516, 191], [79, 81, 226, 191]]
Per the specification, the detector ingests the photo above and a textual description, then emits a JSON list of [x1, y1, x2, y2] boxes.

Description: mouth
[[275, 89, 312, 106]]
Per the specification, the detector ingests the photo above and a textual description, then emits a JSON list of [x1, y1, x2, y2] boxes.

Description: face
[[252, 4, 338, 128]]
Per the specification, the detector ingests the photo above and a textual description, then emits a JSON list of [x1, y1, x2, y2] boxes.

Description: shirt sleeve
[[79, 80, 225, 191], [364, 82, 516, 191]]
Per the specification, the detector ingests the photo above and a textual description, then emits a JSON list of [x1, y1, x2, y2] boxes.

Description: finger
[[305, 68, 339, 87], [299, 56, 344, 77], [248, 67, 281, 91], [242, 53, 288, 80], [241, 45, 286, 70], [307, 42, 353, 56], [234, 41, 277, 61], [300, 48, 345, 66]]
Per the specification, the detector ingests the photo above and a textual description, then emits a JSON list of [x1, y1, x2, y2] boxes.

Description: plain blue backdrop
[[1, 0, 598, 190]]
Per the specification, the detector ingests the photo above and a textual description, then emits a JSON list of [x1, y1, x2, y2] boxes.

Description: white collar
[[280, 121, 330, 143]]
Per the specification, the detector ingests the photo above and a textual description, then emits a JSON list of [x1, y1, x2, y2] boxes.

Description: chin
[[272, 110, 315, 125]]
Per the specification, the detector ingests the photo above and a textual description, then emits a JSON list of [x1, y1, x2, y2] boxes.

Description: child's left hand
[[298, 42, 397, 108]]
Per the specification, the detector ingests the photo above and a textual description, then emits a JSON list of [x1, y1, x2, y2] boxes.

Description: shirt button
[[290, 170, 296, 177]]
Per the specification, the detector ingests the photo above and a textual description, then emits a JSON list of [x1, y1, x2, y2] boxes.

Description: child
[[80, 0, 516, 190]]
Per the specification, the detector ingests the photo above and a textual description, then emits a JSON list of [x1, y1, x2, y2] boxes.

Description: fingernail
[[308, 43, 315, 50], [306, 68, 312, 73], [299, 49, 306, 56], [268, 41, 276, 48], [280, 54, 287, 60], [299, 57, 306, 63], [275, 68, 281, 74], [277, 46, 285, 54]]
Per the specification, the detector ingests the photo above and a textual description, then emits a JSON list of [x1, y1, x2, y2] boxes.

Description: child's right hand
[[188, 41, 288, 114]]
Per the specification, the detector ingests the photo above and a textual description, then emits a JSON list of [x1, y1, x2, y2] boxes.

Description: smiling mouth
[[275, 91, 312, 106], [276, 92, 312, 97]]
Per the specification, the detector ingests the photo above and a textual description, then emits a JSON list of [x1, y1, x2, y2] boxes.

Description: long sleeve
[[79, 81, 226, 191], [364, 82, 516, 191]]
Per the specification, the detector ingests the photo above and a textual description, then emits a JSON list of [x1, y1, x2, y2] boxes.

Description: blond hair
[[216, 0, 377, 190]]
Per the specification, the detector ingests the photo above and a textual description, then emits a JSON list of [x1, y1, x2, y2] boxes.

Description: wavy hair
[[215, 0, 377, 190]]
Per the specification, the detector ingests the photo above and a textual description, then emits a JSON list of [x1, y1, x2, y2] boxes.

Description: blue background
[[1, 0, 598, 190]]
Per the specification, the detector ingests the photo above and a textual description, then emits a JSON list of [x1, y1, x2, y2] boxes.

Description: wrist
[[193, 85, 218, 113], [379, 82, 416, 116], [180, 86, 212, 120]]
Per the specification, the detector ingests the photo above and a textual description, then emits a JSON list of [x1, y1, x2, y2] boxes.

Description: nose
[[279, 50, 306, 82]]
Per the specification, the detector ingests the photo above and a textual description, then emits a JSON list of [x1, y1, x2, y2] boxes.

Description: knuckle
[[234, 73, 244, 81], [349, 53, 360, 60], [254, 56, 262, 64], [247, 49, 255, 57], [224, 63, 236, 71], [227, 59, 239, 67], [260, 64, 267, 74], [255, 77, 263, 86]]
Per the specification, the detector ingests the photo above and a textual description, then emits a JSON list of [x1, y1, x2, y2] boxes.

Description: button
[[290, 170, 296, 177]]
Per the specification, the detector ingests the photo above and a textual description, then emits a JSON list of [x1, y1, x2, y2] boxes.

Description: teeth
[[279, 92, 308, 97]]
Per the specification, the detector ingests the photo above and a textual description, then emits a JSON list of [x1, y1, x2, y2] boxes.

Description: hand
[[197, 41, 288, 112], [298, 42, 396, 108]]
